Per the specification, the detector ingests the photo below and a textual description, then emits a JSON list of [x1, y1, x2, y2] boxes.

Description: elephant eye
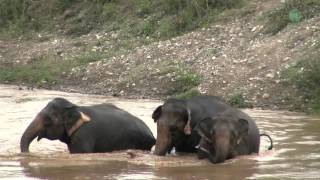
[[43, 116, 53, 127]]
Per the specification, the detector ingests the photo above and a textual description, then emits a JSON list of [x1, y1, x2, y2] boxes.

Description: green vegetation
[[263, 0, 320, 35], [0, 55, 65, 86], [0, 0, 248, 39], [175, 88, 201, 100], [171, 64, 201, 95], [284, 51, 320, 114], [0, 51, 105, 87], [74, 52, 105, 65], [227, 93, 252, 108]]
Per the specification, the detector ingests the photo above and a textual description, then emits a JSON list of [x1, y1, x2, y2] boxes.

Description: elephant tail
[[260, 133, 273, 150]]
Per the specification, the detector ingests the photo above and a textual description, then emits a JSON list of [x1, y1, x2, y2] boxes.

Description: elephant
[[194, 108, 270, 163], [152, 95, 230, 155], [20, 98, 156, 153]]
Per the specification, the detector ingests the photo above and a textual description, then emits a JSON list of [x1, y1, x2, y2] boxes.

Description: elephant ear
[[152, 105, 162, 122], [62, 107, 92, 136], [62, 106, 80, 127], [195, 117, 214, 140], [237, 118, 249, 143]]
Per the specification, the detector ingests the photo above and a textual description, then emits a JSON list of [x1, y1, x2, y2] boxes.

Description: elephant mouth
[[37, 134, 42, 141], [36, 130, 47, 141], [197, 145, 211, 155]]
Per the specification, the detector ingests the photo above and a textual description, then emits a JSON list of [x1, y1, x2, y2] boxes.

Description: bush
[[263, 0, 320, 35], [0, 51, 105, 87], [0, 0, 247, 38], [172, 65, 201, 94], [227, 92, 253, 108], [0, 0, 28, 35], [285, 52, 320, 113], [175, 88, 201, 100], [0, 55, 65, 86], [156, 0, 245, 38], [74, 52, 105, 65]]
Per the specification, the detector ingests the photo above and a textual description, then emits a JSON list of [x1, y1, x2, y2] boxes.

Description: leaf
[[288, 8, 302, 23]]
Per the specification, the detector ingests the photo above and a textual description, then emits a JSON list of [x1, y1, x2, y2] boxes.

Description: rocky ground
[[1, 0, 319, 110]]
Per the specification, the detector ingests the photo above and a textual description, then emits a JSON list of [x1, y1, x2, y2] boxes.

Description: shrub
[[172, 65, 201, 94], [0, 55, 65, 86], [284, 52, 320, 113], [175, 88, 201, 100], [74, 52, 105, 65], [263, 0, 320, 35], [0, 0, 247, 39], [0, 51, 105, 87], [227, 93, 252, 108]]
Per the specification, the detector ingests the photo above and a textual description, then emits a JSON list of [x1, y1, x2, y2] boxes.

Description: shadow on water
[[0, 85, 320, 179]]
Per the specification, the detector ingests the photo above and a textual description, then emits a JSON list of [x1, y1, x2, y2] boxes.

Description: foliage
[[0, 55, 65, 86], [175, 88, 201, 100], [0, 52, 105, 87], [263, 0, 320, 35], [171, 64, 201, 94], [0, 0, 247, 39], [227, 93, 253, 108], [284, 52, 320, 113]]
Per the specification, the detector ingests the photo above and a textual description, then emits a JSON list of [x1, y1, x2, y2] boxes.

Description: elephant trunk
[[212, 133, 230, 163], [20, 114, 44, 153], [154, 121, 172, 156]]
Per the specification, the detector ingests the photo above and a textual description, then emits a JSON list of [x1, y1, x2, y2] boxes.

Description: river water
[[0, 85, 319, 180]]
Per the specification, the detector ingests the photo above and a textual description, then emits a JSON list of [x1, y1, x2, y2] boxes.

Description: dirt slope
[[1, 0, 319, 109]]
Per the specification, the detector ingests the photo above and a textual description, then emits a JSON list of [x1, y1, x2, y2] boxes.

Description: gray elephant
[[152, 96, 230, 155], [194, 108, 269, 163], [20, 98, 155, 153]]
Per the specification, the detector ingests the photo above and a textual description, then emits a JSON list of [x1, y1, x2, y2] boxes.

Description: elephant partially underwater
[[20, 98, 155, 153], [152, 95, 230, 155], [195, 108, 273, 163]]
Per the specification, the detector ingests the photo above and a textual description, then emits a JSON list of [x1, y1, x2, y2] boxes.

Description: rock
[[266, 73, 275, 78], [111, 33, 119, 38], [262, 93, 270, 99]]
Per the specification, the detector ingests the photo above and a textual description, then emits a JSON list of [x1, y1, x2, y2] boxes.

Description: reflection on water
[[0, 85, 319, 179]]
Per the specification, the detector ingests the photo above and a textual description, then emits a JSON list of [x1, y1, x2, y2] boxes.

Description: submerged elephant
[[152, 96, 230, 155], [20, 98, 155, 153], [195, 108, 273, 163]]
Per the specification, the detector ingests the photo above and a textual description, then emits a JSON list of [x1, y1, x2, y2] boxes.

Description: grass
[[175, 88, 201, 100], [0, 0, 248, 39], [74, 52, 105, 65], [171, 64, 201, 95], [227, 93, 252, 108], [263, 0, 320, 35], [0, 51, 106, 87], [0, 55, 66, 86], [284, 51, 320, 114]]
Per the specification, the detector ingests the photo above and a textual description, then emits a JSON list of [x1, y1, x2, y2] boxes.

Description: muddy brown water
[[0, 85, 319, 180]]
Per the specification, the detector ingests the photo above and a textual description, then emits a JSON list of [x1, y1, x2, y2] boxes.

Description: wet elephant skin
[[20, 98, 155, 153], [152, 96, 230, 155]]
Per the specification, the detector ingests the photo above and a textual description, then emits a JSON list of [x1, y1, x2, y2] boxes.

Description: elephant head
[[195, 113, 249, 163], [20, 98, 90, 153], [152, 99, 191, 155]]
